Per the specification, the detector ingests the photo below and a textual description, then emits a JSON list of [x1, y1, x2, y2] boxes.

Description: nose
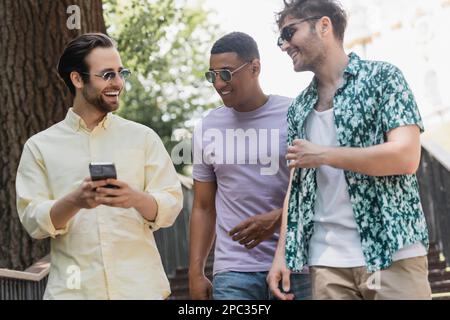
[[213, 74, 227, 91], [280, 40, 290, 52], [111, 72, 124, 88]]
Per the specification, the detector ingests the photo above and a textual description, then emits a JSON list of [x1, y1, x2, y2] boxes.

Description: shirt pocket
[[113, 149, 145, 191]]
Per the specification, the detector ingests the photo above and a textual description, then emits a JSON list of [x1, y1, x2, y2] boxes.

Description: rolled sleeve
[[144, 130, 183, 232], [148, 188, 183, 231], [18, 199, 68, 239], [16, 141, 68, 239]]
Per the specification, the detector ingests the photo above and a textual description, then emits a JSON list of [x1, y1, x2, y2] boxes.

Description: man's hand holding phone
[[88, 162, 138, 208], [86, 162, 158, 221], [95, 179, 143, 209], [71, 177, 141, 210], [71, 178, 109, 209]]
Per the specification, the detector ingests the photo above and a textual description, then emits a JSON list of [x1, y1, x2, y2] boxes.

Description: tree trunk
[[0, 0, 106, 270]]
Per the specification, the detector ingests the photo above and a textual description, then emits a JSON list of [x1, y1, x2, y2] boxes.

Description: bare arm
[[287, 125, 421, 176], [267, 168, 295, 300], [188, 180, 217, 299], [277, 172, 292, 257]]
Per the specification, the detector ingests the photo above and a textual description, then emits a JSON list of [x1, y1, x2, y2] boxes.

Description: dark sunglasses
[[81, 68, 132, 81], [277, 16, 322, 47], [205, 62, 249, 84]]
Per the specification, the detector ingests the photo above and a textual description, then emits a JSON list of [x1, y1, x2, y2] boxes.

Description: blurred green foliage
[[103, 0, 220, 172]]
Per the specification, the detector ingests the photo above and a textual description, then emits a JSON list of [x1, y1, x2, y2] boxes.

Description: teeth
[[104, 91, 119, 96], [221, 91, 231, 95]]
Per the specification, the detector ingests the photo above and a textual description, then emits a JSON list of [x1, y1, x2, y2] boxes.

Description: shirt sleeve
[[16, 140, 68, 239], [380, 65, 425, 134], [192, 121, 216, 182], [286, 101, 298, 147], [144, 129, 183, 232]]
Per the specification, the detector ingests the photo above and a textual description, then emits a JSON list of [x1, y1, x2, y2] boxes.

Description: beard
[[303, 50, 326, 72], [82, 84, 119, 113], [294, 31, 326, 72]]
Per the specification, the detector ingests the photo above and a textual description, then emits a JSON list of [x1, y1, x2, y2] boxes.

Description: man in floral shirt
[[268, 0, 431, 299]]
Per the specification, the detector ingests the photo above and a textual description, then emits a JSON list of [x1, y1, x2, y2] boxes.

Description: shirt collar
[[99, 113, 111, 130], [65, 108, 112, 132], [344, 52, 361, 77], [309, 51, 361, 92]]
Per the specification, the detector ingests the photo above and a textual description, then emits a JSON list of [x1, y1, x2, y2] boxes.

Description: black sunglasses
[[277, 16, 322, 47], [205, 62, 249, 84], [81, 69, 132, 81]]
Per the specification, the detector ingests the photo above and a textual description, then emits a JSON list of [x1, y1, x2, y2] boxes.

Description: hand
[[71, 178, 108, 209], [229, 209, 281, 249], [286, 139, 328, 169], [94, 179, 141, 208], [267, 251, 294, 300], [189, 273, 213, 300]]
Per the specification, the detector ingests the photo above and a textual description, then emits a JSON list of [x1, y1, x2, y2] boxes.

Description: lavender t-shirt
[[193, 95, 291, 275]]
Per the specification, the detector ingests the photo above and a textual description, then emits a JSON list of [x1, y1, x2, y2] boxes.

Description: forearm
[[276, 169, 295, 255], [277, 195, 289, 255], [189, 207, 216, 276], [50, 192, 81, 230], [271, 208, 283, 230], [323, 141, 420, 176], [134, 191, 158, 221]]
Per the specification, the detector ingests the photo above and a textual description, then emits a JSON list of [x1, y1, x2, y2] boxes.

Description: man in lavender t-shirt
[[188, 32, 311, 300]]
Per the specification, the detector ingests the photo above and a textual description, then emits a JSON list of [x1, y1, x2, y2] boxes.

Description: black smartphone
[[89, 162, 118, 189]]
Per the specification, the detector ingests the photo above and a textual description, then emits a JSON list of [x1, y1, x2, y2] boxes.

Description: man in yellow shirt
[[15, 33, 183, 299]]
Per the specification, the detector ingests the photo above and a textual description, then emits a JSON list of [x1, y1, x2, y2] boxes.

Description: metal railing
[[417, 139, 450, 263], [0, 277, 48, 300], [154, 175, 193, 278], [0, 255, 50, 300]]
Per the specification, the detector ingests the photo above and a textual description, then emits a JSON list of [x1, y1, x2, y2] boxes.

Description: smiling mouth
[[103, 91, 120, 97], [102, 90, 121, 105], [290, 50, 299, 60]]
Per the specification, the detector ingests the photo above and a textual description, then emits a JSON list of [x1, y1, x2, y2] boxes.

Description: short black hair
[[57, 33, 116, 96], [276, 0, 347, 42], [211, 32, 260, 62]]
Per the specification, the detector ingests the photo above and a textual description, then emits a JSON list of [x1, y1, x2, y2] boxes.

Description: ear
[[251, 59, 261, 77], [317, 16, 332, 37], [70, 71, 84, 90]]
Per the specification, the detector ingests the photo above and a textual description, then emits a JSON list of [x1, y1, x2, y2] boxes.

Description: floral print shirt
[[286, 52, 429, 273]]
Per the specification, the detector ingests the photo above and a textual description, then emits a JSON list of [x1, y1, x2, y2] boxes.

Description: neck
[[72, 95, 107, 130], [314, 47, 349, 88], [234, 85, 268, 112]]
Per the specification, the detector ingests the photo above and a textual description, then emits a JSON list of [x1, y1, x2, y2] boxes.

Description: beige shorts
[[310, 256, 432, 300]]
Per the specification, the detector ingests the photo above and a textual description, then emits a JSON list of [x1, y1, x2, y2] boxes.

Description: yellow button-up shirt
[[16, 109, 183, 299]]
